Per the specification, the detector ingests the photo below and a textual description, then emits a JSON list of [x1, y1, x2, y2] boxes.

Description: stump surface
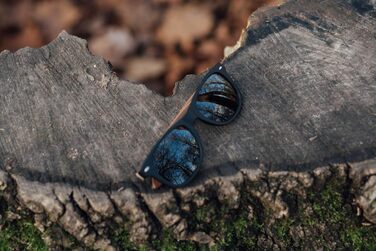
[[0, 0, 375, 249]]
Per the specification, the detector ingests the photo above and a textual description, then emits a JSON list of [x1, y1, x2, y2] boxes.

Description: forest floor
[[0, 0, 275, 95]]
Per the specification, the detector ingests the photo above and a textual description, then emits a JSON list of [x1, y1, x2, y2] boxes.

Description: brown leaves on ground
[[156, 4, 214, 48], [0, 0, 278, 95]]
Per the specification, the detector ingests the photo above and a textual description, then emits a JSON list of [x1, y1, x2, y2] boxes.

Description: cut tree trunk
[[0, 0, 376, 250]]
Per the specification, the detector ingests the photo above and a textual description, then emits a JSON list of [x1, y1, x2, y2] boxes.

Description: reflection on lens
[[195, 73, 239, 123], [153, 126, 200, 186]]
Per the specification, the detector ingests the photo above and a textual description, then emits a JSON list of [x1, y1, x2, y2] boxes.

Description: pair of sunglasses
[[136, 64, 242, 188]]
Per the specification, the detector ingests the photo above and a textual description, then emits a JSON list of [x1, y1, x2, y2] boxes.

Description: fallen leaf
[[89, 27, 137, 66], [156, 4, 214, 47], [126, 57, 166, 81]]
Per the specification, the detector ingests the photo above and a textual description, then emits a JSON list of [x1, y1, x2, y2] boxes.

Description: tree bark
[[0, 0, 375, 249]]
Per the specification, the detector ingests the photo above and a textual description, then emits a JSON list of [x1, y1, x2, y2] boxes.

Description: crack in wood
[[0, 0, 375, 249]]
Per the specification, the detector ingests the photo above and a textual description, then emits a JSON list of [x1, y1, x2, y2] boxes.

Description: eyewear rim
[[138, 63, 242, 188]]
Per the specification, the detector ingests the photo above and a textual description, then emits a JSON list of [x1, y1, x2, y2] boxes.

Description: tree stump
[[0, 0, 376, 249]]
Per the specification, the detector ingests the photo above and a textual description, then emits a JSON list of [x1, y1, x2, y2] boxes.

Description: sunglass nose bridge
[[181, 108, 197, 124], [170, 94, 197, 126]]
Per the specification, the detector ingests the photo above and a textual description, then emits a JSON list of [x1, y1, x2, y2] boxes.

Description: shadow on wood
[[0, 0, 375, 249]]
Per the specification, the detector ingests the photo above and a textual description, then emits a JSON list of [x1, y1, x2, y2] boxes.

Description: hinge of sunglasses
[[151, 178, 162, 190], [135, 172, 145, 181], [136, 172, 163, 189]]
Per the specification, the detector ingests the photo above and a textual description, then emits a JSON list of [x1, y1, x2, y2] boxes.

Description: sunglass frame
[[138, 63, 242, 188]]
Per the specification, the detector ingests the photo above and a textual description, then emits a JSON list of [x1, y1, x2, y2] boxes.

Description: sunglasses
[[136, 64, 242, 188]]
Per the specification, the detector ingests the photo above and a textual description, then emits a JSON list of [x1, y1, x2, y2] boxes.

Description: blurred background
[[0, 0, 275, 95]]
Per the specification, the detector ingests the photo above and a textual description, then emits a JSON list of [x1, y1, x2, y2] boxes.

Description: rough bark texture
[[0, 0, 376, 250]]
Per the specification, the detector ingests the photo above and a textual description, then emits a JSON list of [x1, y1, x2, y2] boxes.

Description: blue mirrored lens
[[195, 73, 239, 123], [153, 126, 200, 186]]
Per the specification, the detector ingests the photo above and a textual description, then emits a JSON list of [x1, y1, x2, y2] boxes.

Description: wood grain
[[0, 0, 375, 249]]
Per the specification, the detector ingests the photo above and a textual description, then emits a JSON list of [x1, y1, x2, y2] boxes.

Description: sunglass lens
[[153, 126, 200, 186], [195, 73, 239, 123]]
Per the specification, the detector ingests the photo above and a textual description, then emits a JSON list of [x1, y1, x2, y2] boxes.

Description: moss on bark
[[110, 170, 376, 251], [1, 168, 375, 250], [0, 198, 47, 251]]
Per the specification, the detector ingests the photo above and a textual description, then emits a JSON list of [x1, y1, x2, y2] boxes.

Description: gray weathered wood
[[0, 0, 375, 249]]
